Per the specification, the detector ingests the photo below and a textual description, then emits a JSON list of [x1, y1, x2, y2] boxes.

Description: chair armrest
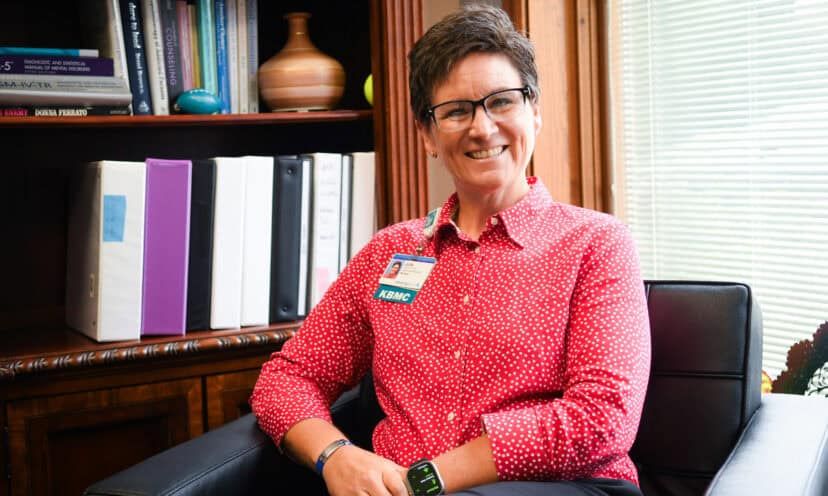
[[83, 414, 290, 496], [84, 385, 363, 496], [705, 393, 828, 496]]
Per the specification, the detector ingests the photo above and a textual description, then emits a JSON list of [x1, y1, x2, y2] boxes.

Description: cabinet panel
[[6, 378, 202, 496], [205, 369, 261, 430]]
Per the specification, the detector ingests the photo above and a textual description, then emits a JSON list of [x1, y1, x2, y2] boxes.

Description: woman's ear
[[416, 120, 438, 158]]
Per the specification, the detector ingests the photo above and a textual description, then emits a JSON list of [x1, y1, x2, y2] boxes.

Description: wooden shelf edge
[[0, 109, 373, 128], [0, 324, 299, 382]]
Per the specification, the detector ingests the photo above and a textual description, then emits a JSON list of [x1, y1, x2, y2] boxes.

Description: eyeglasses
[[427, 86, 532, 132]]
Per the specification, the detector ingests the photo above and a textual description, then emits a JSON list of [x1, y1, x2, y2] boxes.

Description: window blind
[[607, 0, 828, 377]]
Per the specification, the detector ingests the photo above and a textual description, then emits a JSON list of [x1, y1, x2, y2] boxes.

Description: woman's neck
[[453, 181, 529, 241]]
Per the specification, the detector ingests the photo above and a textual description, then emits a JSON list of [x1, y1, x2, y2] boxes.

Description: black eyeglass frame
[[426, 86, 533, 129]]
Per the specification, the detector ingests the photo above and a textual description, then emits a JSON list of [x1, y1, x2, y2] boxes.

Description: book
[[0, 47, 99, 57], [79, 0, 131, 90], [186, 159, 216, 330], [189, 2, 201, 88], [225, 0, 238, 113], [349, 152, 377, 257], [297, 155, 312, 316], [159, 0, 184, 107], [270, 155, 308, 322], [65, 161, 146, 342], [305, 152, 343, 309], [245, 0, 258, 112], [0, 74, 132, 105], [339, 154, 352, 272], [142, 158, 192, 336], [119, 0, 154, 115], [214, 0, 230, 114], [0, 55, 114, 76], [141, 0, 169, 115], [240, 156, 273, 326], [197, 0, 218, 95], [210, 156, 245, 329], [0, 105, 131, 116], [235, 0, 248, 113], [176, 0, 195, 90]]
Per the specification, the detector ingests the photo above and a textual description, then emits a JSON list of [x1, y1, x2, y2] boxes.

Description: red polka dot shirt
[[251, 177, 651, 485]]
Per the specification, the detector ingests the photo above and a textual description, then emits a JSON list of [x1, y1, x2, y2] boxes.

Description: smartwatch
[[405, 459, 445, 495]]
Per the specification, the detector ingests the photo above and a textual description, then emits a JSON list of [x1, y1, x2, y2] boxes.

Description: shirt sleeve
[[481, 219, 651, 481], [250, 240, 379, 447]]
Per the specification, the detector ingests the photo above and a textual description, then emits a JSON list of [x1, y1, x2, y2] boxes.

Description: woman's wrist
[[315, 438, 353, 475]]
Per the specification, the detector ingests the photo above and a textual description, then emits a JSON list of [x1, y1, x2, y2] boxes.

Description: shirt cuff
[[481, 408, 549, 480]]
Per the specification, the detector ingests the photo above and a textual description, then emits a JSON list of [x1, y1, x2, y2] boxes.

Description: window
[[607, 0, 828, 377]]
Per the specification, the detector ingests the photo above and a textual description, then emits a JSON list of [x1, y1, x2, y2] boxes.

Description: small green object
[[363, 74, 373, 106], [174, 89, 222, 114]]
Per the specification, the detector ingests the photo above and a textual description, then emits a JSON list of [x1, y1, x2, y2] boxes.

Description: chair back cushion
[[632, 281, 762, 495]]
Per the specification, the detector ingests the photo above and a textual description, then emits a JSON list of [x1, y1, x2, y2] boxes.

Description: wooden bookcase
[[0, 1, 426, 494]]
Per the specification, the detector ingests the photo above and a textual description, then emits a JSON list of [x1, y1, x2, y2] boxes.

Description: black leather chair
[[84, 282, 828, 496]]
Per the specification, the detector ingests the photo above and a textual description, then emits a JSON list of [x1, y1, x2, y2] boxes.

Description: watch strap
[[315, 438, 352, 475]]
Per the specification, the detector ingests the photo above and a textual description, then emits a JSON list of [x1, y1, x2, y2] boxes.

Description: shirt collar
[[426, 176, 553, 250]]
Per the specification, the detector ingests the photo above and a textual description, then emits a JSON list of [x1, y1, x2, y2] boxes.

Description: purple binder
[[142, 158, 192, 335]]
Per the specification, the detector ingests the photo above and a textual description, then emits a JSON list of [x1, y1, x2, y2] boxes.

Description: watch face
[[407, 460, 443, 495]]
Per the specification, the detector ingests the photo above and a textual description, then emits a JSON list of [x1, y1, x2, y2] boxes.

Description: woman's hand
[[322, 444, 409, 496]]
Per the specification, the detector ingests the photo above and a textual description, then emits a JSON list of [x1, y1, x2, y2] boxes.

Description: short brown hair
[[408, 4, 539, 125]]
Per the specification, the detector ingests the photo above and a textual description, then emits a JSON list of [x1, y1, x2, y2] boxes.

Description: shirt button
[[454, 350, 461, 359], [463, 295, 470, 304], [447, 412, 456, 422], [491, 217, 499, 226], [473, 246, 480, 254]]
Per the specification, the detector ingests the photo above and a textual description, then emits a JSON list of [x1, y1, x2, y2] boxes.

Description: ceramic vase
[[258, 12, 346, 111]]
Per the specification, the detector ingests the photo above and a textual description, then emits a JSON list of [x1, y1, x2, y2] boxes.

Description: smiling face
[[418, 52, 542, 204]]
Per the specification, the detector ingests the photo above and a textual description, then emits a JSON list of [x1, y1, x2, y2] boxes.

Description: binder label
[[103, 195, 126, 242]]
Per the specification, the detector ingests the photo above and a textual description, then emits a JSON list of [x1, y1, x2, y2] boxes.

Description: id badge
[[373, 254, 436, 304]]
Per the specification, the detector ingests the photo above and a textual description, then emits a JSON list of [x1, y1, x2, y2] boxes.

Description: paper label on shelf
[[102, 194, 126, 242]]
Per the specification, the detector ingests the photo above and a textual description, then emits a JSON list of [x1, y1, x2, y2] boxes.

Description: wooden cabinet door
[[6, 378, 203, 496], [205, 369, 261, 430]]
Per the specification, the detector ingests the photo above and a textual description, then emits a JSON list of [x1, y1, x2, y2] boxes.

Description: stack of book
[[124, 0, 259, 115], [65, 151, 376, 342], [1, 0, 259, 117]]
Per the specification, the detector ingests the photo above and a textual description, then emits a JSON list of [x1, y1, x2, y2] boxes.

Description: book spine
[[297, 156, 312, 316], [245, 0, 257, 113], [119, 0, 154, 115], [197, 0, 217, 95], [160, 0, 184, 106], [142, 0, 170, 115], [0, 55, 114, 76], [210, 157, 245, 329], [0, 47, 99, 57], [235, 0, 247, 113], [142, 158, 192, 335], [0, 105, 131, 116], [97, 161, 147, 341], [176, 0, 194, 90], [105, 0, 131, 86], [308, 153, 343, 309], [225, 0, 238, 114], [270, 156, 303, 322], [240, 156, 273, 326], [0, 74, 130, 92], [186, 159, 216, 330], [214, 0, 230, 114], [189, 3, 201, 88], [338, 154, 352, 272]]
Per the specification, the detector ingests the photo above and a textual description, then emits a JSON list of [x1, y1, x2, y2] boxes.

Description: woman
[[251, 5, 650, 496]]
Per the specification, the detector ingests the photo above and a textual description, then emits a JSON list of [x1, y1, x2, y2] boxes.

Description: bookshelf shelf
[[0, 323, 299, 382], [0, 109, 373, 128]]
